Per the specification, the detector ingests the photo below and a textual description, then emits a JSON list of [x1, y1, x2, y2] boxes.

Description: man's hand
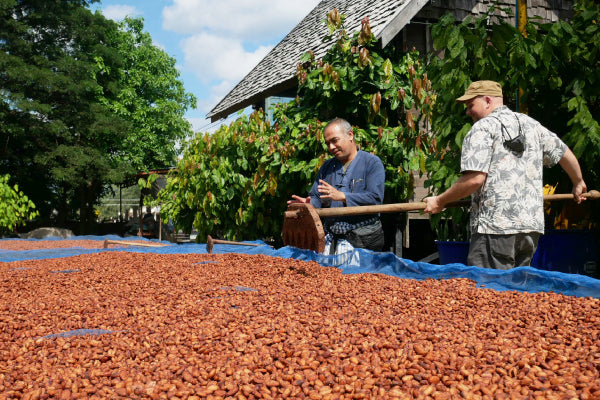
[[423, 196, 444, 214], [573, 181, 588, 204], [287, 195, 311, 205], [424, 171, 486, 214], [318, 179, 346, 203]]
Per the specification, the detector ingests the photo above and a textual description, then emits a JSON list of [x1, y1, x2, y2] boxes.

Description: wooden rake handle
[[285, 190, 599, 219], [206, 235, 264, 254], [103, 239, 166, 248]]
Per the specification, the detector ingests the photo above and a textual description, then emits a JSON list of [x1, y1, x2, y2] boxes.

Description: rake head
[[282, 203, 325, 253]]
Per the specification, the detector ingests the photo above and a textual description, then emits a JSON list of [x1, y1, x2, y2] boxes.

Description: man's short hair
[[324, 118, 352, 136]]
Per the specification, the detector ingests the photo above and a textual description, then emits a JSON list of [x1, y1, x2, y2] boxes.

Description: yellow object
[[543, 183, 557, 216], [554, 201, 594, 230], [543, 183, 595, 229], [543, 183, 557, 195]]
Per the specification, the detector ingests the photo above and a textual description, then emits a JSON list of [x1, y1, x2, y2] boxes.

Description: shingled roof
[[207, 0, 573, 122], [207, 0, 430, 122]]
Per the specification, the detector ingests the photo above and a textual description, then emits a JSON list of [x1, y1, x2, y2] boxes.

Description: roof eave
[[209, 76, 298, 122], [378, 0, 430, 47]]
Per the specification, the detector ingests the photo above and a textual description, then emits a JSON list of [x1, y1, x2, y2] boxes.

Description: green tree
[[158, 112, 280, 240], [0, 0, 128, 232], [0, 174, 38, 235], [1, 2, 196, 234], [425, 1, 600, 239], [158, 10, 435, 242], [104, 17, 197, 172]]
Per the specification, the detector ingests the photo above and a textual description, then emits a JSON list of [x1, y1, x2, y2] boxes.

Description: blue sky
[[93, 0, 321, 133]]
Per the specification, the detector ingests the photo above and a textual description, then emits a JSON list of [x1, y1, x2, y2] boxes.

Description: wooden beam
[[379, 0, 430, 48]]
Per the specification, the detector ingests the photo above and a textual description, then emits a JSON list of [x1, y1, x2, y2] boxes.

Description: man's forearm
[[558, 148, 587, 202], [437, 171, 486, 207], [559, 148, 584, 187], [423, 171, 486, 214]]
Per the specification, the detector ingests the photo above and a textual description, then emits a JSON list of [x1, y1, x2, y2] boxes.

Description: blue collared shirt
[[309, 150, 385, 225]]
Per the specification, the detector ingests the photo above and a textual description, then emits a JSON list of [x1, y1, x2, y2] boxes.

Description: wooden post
[[516, 0, 528, 114]]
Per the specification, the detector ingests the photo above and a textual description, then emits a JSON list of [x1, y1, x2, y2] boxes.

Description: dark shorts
[[468, 232, 541, 270]]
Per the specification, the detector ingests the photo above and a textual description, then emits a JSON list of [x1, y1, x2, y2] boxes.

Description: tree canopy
[[156, 11, 434, 242], [0, 0, 196, 233], [425, 0, 600, 239], [103, 17, 197, 173], [0, 173, 38, 234]]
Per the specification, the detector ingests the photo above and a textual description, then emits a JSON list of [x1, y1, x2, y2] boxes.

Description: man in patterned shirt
[[288, 117, 385, 255], [424, 80, 587, 269]]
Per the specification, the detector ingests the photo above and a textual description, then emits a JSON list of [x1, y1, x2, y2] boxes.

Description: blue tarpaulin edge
[[2, 235, 599, 298]]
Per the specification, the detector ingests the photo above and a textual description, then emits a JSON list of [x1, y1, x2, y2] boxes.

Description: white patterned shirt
[[461, 106, 566, 234]]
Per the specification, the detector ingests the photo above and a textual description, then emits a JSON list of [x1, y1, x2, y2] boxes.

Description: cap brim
[[456, 94, 477, 103]]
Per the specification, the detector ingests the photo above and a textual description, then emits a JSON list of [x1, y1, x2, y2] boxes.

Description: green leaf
[[382, 59, 393, 80]]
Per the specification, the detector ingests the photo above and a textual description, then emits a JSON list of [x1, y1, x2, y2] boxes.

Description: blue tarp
[[2, 235, 599, 298]]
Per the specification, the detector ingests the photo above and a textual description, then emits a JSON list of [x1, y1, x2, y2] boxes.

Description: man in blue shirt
[[288, 118, 385, 254]]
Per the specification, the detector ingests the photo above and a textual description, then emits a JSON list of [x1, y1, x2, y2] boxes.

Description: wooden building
[[207, 0, 573, 122], [206, 0, 574, 258]]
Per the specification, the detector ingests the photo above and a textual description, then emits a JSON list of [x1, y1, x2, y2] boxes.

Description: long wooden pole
[[516, 0, 528, 114], [291, 190, 600, 219], [103, 239, 166, 248], [314, 200, 469, 218]]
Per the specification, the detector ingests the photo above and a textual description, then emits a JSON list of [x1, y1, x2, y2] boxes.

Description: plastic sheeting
[[2, 235, 599, 298], [40, 329, 122, 340]]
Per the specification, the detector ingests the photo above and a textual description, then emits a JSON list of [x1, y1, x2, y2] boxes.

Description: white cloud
[[163, 0, 320, 41], [190, 80, 254, 133], [153, 41, 167, 52], [207, 80, 237, 105], [102, 5, 142, 21], [182, 33, 272, 83], [161, 0, 320, 118], [194, 80, 238, 117]]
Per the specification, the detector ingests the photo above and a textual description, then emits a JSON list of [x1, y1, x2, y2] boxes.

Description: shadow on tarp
[[1, 235, 599, 299], [40, 328, 122, 340]]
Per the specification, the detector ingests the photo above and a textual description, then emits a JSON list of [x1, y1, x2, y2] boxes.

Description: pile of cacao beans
[[0, 247, 598, 399]]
